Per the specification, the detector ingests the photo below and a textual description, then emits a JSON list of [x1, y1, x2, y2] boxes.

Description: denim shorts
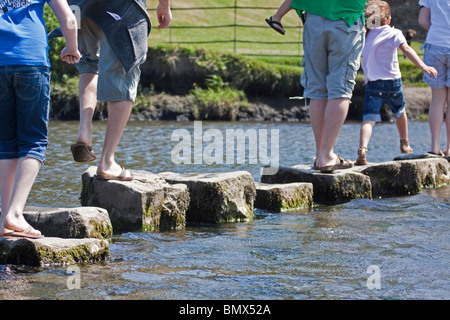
[[76, 18, 146, 102], [0, 65, 51, 163], [422, 43, 450, 89], [301, 13, 365, 100], [363, 78, 406, 122]]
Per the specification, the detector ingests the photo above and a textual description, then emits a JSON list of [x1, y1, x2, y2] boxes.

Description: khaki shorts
[[75, 18, 146, 102], [301, 13, 365, 100]]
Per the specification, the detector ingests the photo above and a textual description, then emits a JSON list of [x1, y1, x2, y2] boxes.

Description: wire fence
[[147, 2, 304, 58]]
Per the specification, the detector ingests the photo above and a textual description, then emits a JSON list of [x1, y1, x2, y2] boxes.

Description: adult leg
[[444, 87, 450, 156], [96, 100, 133, 179], [309, 99, 327, 160], [76, 73, 98, 147], [0, 157, 42, 236], [428, 87, 447, 154], [315, 98, 350, 168]]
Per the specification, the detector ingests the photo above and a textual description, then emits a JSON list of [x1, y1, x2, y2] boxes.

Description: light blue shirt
[[419, 0, 450, 47]]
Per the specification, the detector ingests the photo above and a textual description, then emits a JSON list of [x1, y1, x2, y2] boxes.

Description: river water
[[1, 120, 449, 300]]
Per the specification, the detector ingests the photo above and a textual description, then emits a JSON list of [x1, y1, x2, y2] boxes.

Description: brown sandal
[[70, 142, 97, 162], [95, 165, 134, 181], [356, 146, 368, 165], [400, 139, 413, 154], [319, 155, 354, 173]]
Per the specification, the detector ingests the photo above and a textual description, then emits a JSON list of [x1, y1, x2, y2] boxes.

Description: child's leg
[[0, 157, 42, 236], [356, 120, 375, 165], [428, 87, 448, 154], [0, 159, 18, 227], [395, 112, 413, 153], [359, 120, 376, 149]]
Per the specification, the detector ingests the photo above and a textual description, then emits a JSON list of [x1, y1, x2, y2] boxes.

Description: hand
[[423, 66, 438, 79], [61, 47, 81, 64], [156, 3, 172, 29]]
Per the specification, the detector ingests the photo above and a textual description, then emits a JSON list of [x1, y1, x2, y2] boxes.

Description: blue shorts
[[0, 65, 51, 163], [423, 43, 450, 89], [363, 79, 406, 122]]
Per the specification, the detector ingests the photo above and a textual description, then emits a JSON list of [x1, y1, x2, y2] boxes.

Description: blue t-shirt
[[0, 0, 51, 67]]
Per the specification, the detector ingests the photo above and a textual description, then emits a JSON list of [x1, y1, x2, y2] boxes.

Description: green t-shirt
[[291, 0, 367, 26]]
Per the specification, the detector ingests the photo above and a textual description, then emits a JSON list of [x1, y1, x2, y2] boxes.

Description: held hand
[[423, 66, 438, 79], [61, 47, 81, 64], [156, 4, 172, 29]]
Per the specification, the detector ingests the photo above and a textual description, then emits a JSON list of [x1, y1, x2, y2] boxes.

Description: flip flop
[[70, 142, 97, 162], [3, 226, 44, 239], [265, 16, 285, 35], [95, 165, 134, 181], [426, 150, 444, 157], [319, 155, 354, 173]]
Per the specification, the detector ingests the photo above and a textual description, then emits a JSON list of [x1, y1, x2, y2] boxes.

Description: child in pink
[[356, 0, 437, 165]]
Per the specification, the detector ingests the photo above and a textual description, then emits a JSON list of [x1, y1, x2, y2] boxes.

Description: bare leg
[[0, 157, 42, 236], [428, 87, 447, 154], [309, 99, 327, 161], [444, 87, 450, 156], [359, 120, 376, 149], [0, 159, 18, 231], [396, 112, 413, 153], [96, 100, 133, 179], [76, 73, 98, 147], [313, 98, 351, 168]]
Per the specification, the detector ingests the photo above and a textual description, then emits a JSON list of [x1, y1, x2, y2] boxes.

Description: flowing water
[[0, 120, 449, 300]]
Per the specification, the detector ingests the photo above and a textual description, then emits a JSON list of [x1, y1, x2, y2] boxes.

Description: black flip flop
[[265, 16, 285, 35]]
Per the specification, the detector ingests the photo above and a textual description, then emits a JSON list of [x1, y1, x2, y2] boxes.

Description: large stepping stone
[[159, 171, 256, 223], [255, 182, 313, 212], [81, 167, 190, 231], [358, 157, 450, 196], [261, 165, 372, 205], [0, 237, 109, 266], [23, 206, 112, 239]]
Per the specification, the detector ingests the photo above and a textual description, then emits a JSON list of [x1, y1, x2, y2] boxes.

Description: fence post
[[234, 0, 237, 54]]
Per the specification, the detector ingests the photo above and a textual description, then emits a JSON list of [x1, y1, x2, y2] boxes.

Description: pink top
[[361, 25, 407, 83]]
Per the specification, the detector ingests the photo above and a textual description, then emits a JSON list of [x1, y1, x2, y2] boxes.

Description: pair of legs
[[75, 72, 133, 179], [357, 112, 412, 162], [309, 98, 351, 168], [428, 87, 450, 155], [0, 158, 42, 237]]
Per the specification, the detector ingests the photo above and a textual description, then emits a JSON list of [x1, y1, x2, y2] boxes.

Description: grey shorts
[[301, 13, 365, 100], [76, 18, 146, 102]]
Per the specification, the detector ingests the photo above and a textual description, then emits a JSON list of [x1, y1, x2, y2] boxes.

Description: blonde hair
[[365, 0, 391, 29]]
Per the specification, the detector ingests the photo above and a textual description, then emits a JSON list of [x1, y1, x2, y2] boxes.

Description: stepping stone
[[261, 165, 372, 205], [23, 206, 112, 239], [0, 237, 109, 266], [81, 167, 190, 232], [255, 182, 313, 212], [357, 158, 450, 196], [159, 171, 256, 223]]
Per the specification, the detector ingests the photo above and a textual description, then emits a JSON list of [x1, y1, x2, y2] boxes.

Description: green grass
[[146, 0, 304, 57]]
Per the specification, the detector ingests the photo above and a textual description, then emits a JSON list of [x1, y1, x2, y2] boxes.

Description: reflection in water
[[1, 121, 449, 300]]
